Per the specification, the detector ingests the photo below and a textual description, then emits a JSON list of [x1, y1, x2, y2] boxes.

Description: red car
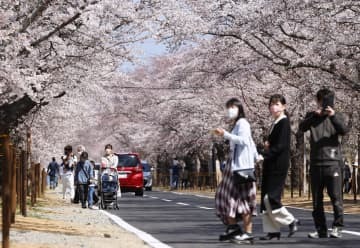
[[116, 153, 144, 196]]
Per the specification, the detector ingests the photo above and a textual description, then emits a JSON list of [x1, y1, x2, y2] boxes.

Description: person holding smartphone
[[299, 88, 349, 239]]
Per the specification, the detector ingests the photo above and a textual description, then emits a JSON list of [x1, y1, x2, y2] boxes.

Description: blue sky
[[120, 38, 168, 72]]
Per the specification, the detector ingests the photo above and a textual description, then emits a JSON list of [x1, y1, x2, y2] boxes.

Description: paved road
[[107, 191, 360, 248]]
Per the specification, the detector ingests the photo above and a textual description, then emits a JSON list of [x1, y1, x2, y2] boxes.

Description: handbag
[[232, 144, 256, 185]]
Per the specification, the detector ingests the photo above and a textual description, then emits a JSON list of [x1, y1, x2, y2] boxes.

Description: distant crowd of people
[[170, 158, 190, 190], [46, 144, 119, 210]]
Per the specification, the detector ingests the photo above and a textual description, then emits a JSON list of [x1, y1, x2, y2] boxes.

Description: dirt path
[[4, 189, 149, 248]]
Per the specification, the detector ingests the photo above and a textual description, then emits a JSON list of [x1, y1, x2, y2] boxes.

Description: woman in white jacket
[[214, 97, 261, 244]]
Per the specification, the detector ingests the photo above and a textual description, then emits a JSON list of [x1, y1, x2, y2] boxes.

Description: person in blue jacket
[[75, 152, 93, 209]]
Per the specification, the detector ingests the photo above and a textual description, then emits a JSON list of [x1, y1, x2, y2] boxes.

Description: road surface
[[107, 190, 360, 248]]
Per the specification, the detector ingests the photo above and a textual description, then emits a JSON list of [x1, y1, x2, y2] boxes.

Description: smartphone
[[322, 94, 334, 110], [209, 129, 217, 135]]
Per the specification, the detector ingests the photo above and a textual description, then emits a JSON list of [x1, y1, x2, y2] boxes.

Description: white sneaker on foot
[[231, 233, 254, 244], [330, 227, 342, 238], [308, 231, 328, 239]]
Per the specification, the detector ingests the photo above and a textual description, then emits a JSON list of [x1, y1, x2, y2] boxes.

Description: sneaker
[[330, 227, 342, 238], [232, 233, 254, 244], [88, 205, 99, 210], [308, 231, 328, 239]]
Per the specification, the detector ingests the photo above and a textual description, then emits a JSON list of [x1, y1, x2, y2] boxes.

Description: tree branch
[[20, 0, 52, 33], [279, 24, 314, 41], [31, 13, 81, 47]]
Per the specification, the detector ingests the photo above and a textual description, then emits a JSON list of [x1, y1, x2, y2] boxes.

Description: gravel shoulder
[[5, 188, 149, 248]]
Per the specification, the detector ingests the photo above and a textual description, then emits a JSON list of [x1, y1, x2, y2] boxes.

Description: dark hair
[[105, 144, 113, 150], [64, 145, 72, 155], [225, 97, 246, 122], [269, 94, 290, 118], [269, 94, 286, 107], [80, 151, 88, 160], [52, 157, 56, 161], [316, 88, 334, 102]]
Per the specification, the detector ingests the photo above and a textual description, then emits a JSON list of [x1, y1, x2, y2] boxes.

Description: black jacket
[[299, 112, 349, 166], [262, 117, 291, 176]]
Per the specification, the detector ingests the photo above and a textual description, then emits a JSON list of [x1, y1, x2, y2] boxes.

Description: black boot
[[219, 224, 243, 241], [288, 219, 300, 237], [259, 232, 281, 240]]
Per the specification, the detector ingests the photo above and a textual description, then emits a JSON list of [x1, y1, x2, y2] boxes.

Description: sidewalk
[[6, 188, 149, 248]]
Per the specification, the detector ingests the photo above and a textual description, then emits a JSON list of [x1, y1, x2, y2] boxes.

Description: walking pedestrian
[[61, 145, 76, 201], [101, 144, 120, 197], [75, 152, 93, 209], [181, 166, 189, 190], [299, 88, 349, 239], [214, 97, 260, 244], [88, 160, 99, 209], [47, 157, 59, 190], [260, 94, 299, 240], [171, 159, 180, 190], [343, 161, 351, 194]]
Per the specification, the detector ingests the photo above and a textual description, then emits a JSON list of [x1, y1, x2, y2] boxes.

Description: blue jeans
[[172, 175, 179, 189], [88, 185, 95, 207], [49, 176, 56, 189]]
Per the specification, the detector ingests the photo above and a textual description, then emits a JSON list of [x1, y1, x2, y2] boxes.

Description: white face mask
[[227, 107, 239, 120]]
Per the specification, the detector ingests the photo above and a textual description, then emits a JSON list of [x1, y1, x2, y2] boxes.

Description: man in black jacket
[[299, 88, 349, 239]]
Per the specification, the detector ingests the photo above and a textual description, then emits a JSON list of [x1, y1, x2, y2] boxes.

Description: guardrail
[[0, 134, 45, 248]]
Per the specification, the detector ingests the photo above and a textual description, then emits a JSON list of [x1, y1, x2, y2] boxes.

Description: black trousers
[[78, 184, 89, 207], [311, 165, 343, 233], [260, 173, 287, 212]]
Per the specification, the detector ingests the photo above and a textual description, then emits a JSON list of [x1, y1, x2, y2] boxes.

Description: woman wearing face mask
[[101, 144, 121, 197], [259, 94, 299, 241], [214, 98, 260, 244], [101, 144, 118, 169]]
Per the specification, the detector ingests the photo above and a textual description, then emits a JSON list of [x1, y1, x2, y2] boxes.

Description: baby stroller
[[99, 168, 119, 209]]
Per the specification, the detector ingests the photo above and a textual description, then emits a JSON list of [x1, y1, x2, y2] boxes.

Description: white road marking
[[172, 192, 185, 195], [342, 230, 360, 236], [165, 191, 214, 199], [101, 210, 172, 248], [176, 202, 190, 206], [197, 206, 214, 210], [328, 228, 360, 237], [150, 196, 159, 199], [194, 194, 213, 199], [161, 199, 172, 202]]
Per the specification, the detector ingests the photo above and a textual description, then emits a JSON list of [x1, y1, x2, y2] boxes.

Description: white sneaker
[[308, 231, 328, 239], [231, 233, 254, 244], [330, 227, 342, 238], [88, 205, 99, 210]]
